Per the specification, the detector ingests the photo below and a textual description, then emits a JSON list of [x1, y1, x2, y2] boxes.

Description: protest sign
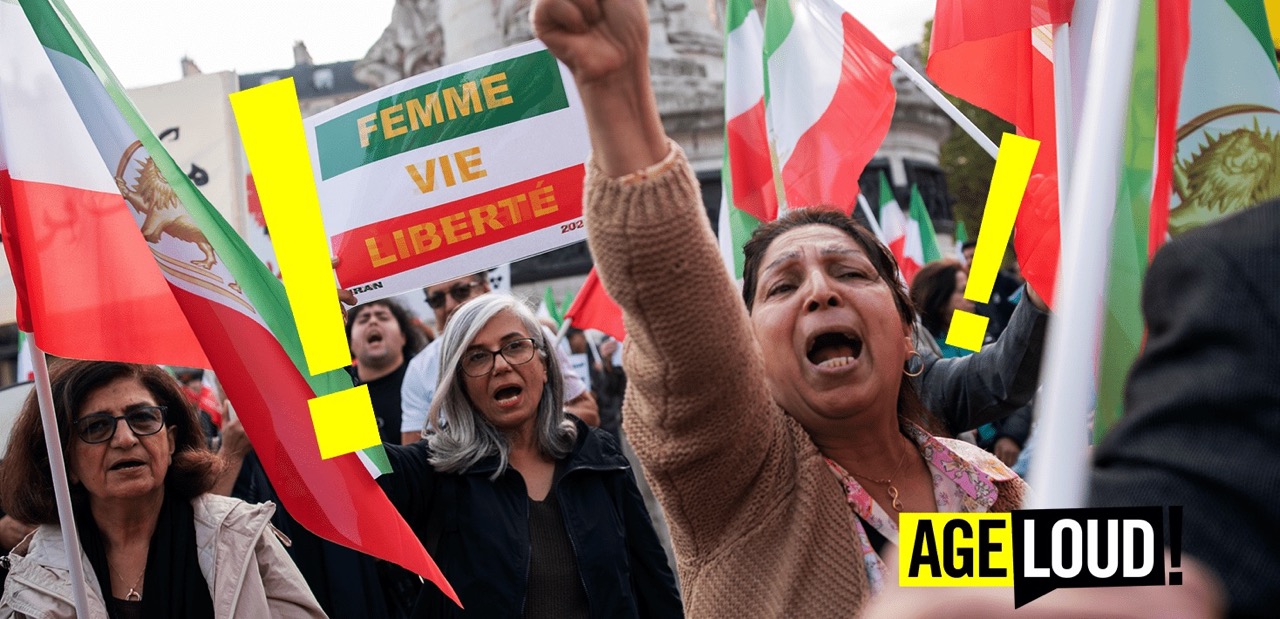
[[305, 41, 590, 302]]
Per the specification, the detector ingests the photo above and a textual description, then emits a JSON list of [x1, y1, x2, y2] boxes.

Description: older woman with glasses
[[379, 293, 681, 617], [0, 360, 324, 619]]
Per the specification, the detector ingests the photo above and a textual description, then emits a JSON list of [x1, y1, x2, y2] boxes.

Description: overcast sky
[[63, 0, 936, 89]]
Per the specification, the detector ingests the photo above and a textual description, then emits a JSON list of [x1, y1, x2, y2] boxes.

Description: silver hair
[[426, 293, 576, 478]]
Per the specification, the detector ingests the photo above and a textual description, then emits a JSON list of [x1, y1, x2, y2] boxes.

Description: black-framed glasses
[[426, 281, 483, 309], [72, 406, 168, 444], [460, 338, 538, 377]]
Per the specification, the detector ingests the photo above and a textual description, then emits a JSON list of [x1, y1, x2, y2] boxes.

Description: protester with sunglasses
[[400, 273, 598, 444], [0, 361, 324, 619], [380, 293, 681, 617]]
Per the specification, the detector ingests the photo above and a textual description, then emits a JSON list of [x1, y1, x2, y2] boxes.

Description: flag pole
[[1028, 1, 1142, 510], [856, 193, 886, 242], [891, 56, 999, 159], [1053, 23, 1074, 234], [555, 317, 574, 346], [27, 333, 93, 616]]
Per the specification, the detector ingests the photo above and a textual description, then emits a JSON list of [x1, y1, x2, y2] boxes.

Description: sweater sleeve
[[584, 142, 791, 557]]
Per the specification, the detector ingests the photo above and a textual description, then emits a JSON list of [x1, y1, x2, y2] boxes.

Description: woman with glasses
[[0, 361, 324, 618], [532, 0, 1027, 615], [379, 293, 681, 617]]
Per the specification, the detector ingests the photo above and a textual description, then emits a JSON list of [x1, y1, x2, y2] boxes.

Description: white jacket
[[0, 494, 326, 618]]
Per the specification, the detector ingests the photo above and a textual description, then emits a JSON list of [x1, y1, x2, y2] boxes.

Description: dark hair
[[961, 240, 978, 252], [910, 260, 965, 338], [0, 361, 221, 524], [345, 298, 426, 360], [739, 208, 944, 435]]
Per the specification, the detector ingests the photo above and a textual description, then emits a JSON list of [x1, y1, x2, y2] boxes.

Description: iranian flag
[[928, 0, 1074, 305], [877, 173, 917, 284], [0, 4, 208, 369], [906, 185, 943, 268], [719, 0, 776, 278], [1097, 0, 1280, 440], [763, 0, 896, 214], [5, 0, 454, 601]]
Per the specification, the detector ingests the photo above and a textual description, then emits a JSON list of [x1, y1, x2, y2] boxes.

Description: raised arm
[[534, 0, 788, 549]]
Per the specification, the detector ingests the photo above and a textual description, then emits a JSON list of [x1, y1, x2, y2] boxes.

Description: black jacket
[[380, 418, 683, 618], [1090, 200, 1280, 617]]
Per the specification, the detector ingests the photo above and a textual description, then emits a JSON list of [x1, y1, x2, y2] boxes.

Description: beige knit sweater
[[585, 143, 1025, 617]]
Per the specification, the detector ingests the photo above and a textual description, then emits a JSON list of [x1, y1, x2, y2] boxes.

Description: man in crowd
[[400, 272, 598, 444], [346, 299, 426, 445]]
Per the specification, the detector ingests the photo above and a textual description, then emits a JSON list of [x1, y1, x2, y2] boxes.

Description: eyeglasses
[[425, 281, 483, 309], [460, 338, 538, 377], [72, 406, 168, 444]]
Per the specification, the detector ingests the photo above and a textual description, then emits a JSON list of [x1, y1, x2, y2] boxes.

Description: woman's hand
[[532, 0, 648, 87], [533, 0, 668, 177]]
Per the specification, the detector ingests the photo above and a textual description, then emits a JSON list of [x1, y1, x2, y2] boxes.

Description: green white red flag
[[763, 0, 897, 214], [928, 0, 1074, 305], [877, 172, 917, 283], [564, 268, 625, 342], [719, 0, 774, 278], [3, 0, 455, 600]]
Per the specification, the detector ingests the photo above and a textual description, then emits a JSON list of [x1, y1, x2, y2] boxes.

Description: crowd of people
[[0, 0, 1271, 616]]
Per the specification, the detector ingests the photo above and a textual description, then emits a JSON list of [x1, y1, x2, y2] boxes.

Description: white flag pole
[[27, 333, 93, 616], [555, 317, 574, 346], [891, 55, 999, 159], [1028, 1, 1142, 509], [1053, 23, 1074, 228], [856, 193, 886, 243]]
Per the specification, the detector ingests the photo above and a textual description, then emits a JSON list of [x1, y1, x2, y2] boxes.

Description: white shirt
[[399, 326, 590, 435]]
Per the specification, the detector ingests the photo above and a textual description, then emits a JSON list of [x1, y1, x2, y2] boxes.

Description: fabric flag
[[876, 173, 918, 284], [954, 218, 969, 260], [564, 268, 625, 342], [720, 0, 776, 278], [0, 7, 209, 369], [10, 0, 454, 600], [906, 185, 943, 267], [1098, 0, 1280, 440], [539, 286, 563, 328], [927, 0, 1074, 306], [763, 0, 896, 214]]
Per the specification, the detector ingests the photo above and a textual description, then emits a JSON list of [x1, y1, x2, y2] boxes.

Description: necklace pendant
[[125, 588, 141, 602], [887, 485, 903, 511]]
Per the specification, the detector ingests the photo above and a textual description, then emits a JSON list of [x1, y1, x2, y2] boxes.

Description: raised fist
[[532, 0, 649, 86]]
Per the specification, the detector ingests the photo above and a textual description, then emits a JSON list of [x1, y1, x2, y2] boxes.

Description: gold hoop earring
[[904, 351, 924, 377]]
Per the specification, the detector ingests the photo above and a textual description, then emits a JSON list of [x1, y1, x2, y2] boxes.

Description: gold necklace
[[846, 443, 913, 512], [108, 558, 145, 602]]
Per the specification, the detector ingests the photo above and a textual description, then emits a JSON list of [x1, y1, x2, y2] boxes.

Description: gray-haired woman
[[378, 293, 681, 618]]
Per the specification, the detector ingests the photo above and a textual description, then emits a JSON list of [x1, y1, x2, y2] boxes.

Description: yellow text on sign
[[229, 78, 380, 460], [899, 513, 1014, 587], [946, 133, 1040, 352]]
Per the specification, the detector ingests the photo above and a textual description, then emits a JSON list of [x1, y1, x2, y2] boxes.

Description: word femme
[[356, 73, 514, 148]]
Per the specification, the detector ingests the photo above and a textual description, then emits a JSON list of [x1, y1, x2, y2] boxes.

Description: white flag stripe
[[726, 9, 766, 118], [0, 3, 116, 193], [767, 0, 846, 165]]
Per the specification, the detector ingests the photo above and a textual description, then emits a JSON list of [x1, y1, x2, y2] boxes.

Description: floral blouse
[[824, 423, 1019, 594]]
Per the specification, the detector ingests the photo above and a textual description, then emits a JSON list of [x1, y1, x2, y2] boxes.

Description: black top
[[379, 418, 683, 618], [365, 362, 409, 445], [1090, 200, 1280, 618], [110, 598, 142, 619], [525, 488, 590, 618]]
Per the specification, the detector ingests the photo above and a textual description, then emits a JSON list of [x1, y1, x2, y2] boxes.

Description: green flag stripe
[[909, 186, 941, 263], [726, 0, 755, 34], [1226, 0, 1280, 77], [761, 0, 794, 105], [1095, 0, 1158, 442]]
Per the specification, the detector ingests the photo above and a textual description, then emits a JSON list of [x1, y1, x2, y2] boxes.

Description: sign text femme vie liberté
[[304, 40, 591, 303]]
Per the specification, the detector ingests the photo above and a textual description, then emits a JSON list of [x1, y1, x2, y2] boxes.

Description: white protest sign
[[304, 41, 589, 303], [568, 352, 591, 392]]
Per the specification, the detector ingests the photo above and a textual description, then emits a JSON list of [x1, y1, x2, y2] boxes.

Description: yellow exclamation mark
[[946, 133, 1040, 353], [229, 78, 382, 459]]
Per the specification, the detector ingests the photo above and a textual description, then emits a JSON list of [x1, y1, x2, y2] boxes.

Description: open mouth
[[109, 460, 145, 471], [494, 385, 523, 404], [806, 331, 864, 369], [366, 332, 384, 345]]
